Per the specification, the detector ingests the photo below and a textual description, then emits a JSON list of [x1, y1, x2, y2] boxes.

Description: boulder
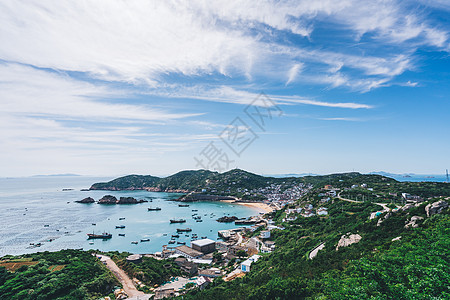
[[405, 216, 424, 228], [377, 218, 383, 227], [400, 203, 415, 212], [336, 233, 362, 251], [425, 200, 448, 217], [75, 197, 95, 203]]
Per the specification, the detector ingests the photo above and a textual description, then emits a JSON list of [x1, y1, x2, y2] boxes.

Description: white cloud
[[145, 85, 373, 109], [0, 63, 199, 122], [286, 63, 303, 85], [0, 0, 447, 90]]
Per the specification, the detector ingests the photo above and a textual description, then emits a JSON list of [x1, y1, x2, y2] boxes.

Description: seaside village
[[95, 182, 316, 299], [98, 181, 446, 300]]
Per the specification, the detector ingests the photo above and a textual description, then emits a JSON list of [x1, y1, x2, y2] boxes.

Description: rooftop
[[175, 245, 203, 257], [191, 238, 216, 247]]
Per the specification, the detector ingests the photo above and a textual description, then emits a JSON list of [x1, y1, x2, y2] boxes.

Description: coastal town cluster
[[92, 179, 447, 299]]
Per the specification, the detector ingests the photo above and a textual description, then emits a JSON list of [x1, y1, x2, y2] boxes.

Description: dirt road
[[96, 254, 150, 300]]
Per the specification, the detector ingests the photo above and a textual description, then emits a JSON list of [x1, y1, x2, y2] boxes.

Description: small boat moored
[[87, 232, 112, 239], [140, 238, 150, 242], [115, 225, 125, 229], [148, 207, 161, 211], [170, 219, 186, 224]]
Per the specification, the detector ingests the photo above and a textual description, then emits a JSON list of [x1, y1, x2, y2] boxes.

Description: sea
[[0, 176, 260, 257]]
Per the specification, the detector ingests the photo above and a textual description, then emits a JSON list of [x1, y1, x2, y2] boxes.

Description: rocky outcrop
[[425, 200, 448, 217], [377, 218, 383, 227], [336, 233, 362, 251], [97, 195, 147, 204], [216, 216, 239, 223], [98, 195, 118, 204], [117, 197, 147, 204], [75, 197, 95, 203], [405, 216, 424, 228], [400, 203, 415, 212]]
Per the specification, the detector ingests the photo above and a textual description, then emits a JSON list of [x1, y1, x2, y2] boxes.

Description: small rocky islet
[[76, 195, 147, 204]]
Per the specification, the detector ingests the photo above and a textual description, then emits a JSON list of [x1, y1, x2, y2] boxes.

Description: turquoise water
[[0, 176, 259, 256]]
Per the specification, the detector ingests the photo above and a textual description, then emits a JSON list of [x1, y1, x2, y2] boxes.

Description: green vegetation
[[0, 249, 118, 300], [182, 197, 450, 299], [104, 251, 182, 286]]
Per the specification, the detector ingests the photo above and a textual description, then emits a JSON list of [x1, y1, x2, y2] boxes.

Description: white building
[[240, 255, 261, 273], [260, 230, 270, 239]]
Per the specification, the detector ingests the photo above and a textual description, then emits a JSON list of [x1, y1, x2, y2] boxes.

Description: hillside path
[[96, 254, 151, 300]]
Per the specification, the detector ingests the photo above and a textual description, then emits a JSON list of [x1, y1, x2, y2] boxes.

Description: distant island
[[89, 169, 450, 203]]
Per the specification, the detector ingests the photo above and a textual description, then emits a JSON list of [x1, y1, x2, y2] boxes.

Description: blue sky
[[0, 0, 449, 177]]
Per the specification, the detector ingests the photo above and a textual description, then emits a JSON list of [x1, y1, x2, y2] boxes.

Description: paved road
[[96, 254, 150, 300]]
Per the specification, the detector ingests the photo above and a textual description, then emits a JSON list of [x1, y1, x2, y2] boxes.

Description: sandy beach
[[221, 199, 274, 213]]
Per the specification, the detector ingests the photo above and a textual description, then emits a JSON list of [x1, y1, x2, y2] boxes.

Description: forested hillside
[[183, 198, 450, 299]]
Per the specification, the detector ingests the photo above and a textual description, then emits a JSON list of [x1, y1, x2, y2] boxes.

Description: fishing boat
[[131, 241, 138, 244], [148, 207, 161, 211], [196, 219, 203, 222], [178, 204, 189, 207], [170, 219, 186, 223], [177, 241, 186, 245], [171, 234, 180, 238], [118, 233, 125, 236], [140, 238, 150, 242], [119, 217, 125, 220], [115, 225, 125, 229], [87, 232, 112, 239], [168, 240, 175, 244], [192, 209, 198, 212], [177, 228, 192, 232], [201, 236, 207, 239]]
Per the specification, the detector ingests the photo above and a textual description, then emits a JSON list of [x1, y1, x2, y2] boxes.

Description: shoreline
[[221, 200, 273, 213]]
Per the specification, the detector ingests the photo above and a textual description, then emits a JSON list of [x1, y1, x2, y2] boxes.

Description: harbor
[[0, 177, 258, 256]]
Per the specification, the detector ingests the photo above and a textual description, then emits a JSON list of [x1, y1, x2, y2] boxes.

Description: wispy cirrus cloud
[[0, 0, 447, 91]]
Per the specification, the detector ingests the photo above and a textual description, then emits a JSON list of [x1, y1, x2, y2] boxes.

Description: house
[[240, 255, 261, 273], [215, 241, 230, 252], [317, 207, 328, 216], [174, 257, 198, 276], [175, 245, 204, 260], [113, 289, 127, 300], [154, 287, 175, 300], [198, 268, 223, 278], [196, 276, 212, 290], [191, 239, 216, 254], [260, 230, 270, 239], [402, 193, 423, 202]]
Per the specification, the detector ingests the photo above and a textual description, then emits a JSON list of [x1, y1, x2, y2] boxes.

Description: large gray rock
[[336, 234, 361, 251], [425, 200, 448, 217], [405, 216, 424, 228], [400, 203, 415, 211]]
